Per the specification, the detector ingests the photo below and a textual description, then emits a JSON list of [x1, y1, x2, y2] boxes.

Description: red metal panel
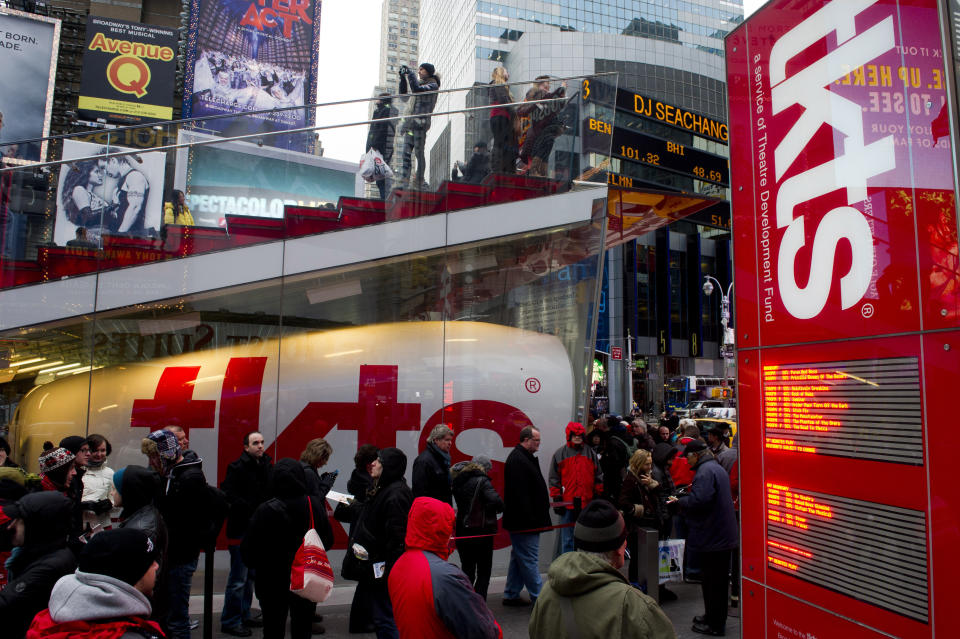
[[922, 330, 960, 639], [737, 351, 766, 586], [726, 26, 761, 351], [766, 589, 897, 639]]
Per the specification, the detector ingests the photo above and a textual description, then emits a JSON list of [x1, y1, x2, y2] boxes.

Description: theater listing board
[[726, 0, 960, 637], [78, 17, 178, 124]]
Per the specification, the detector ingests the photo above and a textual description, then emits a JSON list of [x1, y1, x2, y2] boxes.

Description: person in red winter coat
[[669, 421, 701, 490], [549, 421, 603, 554], [388, 497, 501, 639]]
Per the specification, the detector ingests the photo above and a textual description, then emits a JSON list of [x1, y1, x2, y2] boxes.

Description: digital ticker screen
[[763, 355, 930, 623], [762, 358, 923, 464], [766, 484, 929, 623]]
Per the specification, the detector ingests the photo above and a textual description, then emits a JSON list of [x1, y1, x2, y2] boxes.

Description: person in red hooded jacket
[[388, 497, 501, 639], [548, 422, 603, 554], [669, 421, 700, 490]]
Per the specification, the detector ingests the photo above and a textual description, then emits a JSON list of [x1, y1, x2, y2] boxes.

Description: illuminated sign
[[613, 127, 730, 186], [766, 483, 929, 623], [763, 357, 922, 464], [727, 0, 957, 637], [615, 89, 728, 143]]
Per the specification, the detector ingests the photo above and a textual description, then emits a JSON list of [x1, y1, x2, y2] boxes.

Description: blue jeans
[[559, 510, 576, 554], [504, 532, 542, 600], [370, 579, 399, 639], [166, 558, 198, 639], [221, 545, 254, 629]]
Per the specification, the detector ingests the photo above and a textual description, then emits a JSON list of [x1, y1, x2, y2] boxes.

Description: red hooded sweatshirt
[[388, 497, 501, 639]]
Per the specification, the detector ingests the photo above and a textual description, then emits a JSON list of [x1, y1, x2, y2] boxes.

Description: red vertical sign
[[727, 0, 959, 636]]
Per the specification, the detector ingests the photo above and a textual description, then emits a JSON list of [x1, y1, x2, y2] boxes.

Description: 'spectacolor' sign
[[78, 16, 177, 124]]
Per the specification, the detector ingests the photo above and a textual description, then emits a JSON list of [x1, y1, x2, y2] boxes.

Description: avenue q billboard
[[78, 17, 178, 124], [727, 1, 960, 639]]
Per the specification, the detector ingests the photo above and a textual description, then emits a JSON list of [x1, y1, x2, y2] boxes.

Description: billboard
[[55, 140, 166, 245], [175, 132, 359, 226], [181, 0, 321, 148], [727, 1, 960, 638], [78, 17, 178, 124], [0, 8, 60, 163]]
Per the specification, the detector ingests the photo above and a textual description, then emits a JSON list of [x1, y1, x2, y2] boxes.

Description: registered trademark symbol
[[525, 377, 541, 393], [861, 303, 875, 318]]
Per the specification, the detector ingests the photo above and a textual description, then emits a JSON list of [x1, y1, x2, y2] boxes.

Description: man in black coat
[[220, 431, 273, 636], [676, 439, 738, 637], [142, 429, 210, 639], [367, 93, 398, 199], [0, 491, 77, 638], [412, 424, 453, 504], [501, 426, 551, 606]]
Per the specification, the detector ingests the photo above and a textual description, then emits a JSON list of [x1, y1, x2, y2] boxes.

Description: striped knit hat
[[39, 447, 75, 474]]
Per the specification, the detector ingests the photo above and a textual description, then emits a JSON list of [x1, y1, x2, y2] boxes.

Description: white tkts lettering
[[768, 0, 896, 320]]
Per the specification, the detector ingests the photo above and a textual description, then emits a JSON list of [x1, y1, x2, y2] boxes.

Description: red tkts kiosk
[[726, 1, 959, 636]]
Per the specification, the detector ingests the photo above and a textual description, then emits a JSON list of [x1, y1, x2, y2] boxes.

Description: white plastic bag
[[658, 538, 685, 584], [359, 149, 394, 183]]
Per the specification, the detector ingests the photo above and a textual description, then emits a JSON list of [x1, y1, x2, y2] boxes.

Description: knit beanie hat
[[59, 436, 87, 455], [113, 467, 127, 492], [79, 528, 157, 586], [146, 430, 180, 460], [683, 439, 708, 455], [574, 499, 627, 552], [39, 447, 75, 474], [419, 62, 435, 76]]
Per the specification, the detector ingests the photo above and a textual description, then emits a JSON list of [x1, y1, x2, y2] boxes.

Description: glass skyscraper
[[419, 0, 745, 413]]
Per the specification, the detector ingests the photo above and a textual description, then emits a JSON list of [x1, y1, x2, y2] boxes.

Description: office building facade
[[419, 0, 743, 414]]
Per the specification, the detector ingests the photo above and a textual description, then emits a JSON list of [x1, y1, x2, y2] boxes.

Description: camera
[[399, 64, 410, 74]]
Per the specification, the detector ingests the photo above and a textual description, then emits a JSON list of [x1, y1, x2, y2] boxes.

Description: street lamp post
[[703, 276, 734, 358]]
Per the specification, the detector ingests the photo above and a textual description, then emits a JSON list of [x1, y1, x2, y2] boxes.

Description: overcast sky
[[743, 0, 765, 17], [316, 0, 766, 162], [315, 0, 384, 162]]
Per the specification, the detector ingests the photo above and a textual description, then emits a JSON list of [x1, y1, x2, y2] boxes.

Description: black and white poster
[[0, 9, 60, 163], [55, 140, 165, 246]]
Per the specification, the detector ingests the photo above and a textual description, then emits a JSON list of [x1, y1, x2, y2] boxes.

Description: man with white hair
[[412, 424, 454, 504]]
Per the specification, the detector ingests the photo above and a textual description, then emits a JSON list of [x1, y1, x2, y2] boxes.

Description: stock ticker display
[[765, 484, 929, 623], [762, 358, 923, 464]]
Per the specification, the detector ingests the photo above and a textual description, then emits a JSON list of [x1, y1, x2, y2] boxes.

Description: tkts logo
[[770, 0, 897, 319], [88, 32, 174, 98]]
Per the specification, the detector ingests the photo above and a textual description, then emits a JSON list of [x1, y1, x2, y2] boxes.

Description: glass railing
[[0, 73, 618, 291]]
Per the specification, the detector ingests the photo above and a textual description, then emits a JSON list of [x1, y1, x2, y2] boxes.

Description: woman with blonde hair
[[488, 66, 518, 173], [618, 448, 662, 588]]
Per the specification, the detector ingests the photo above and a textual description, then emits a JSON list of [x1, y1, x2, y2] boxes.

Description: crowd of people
[[0, 408, 738, 639], [365, 63, 571, 197]]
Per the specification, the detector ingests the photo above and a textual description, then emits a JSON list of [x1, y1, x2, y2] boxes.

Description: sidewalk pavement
[[189, 576, 740, 638]]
